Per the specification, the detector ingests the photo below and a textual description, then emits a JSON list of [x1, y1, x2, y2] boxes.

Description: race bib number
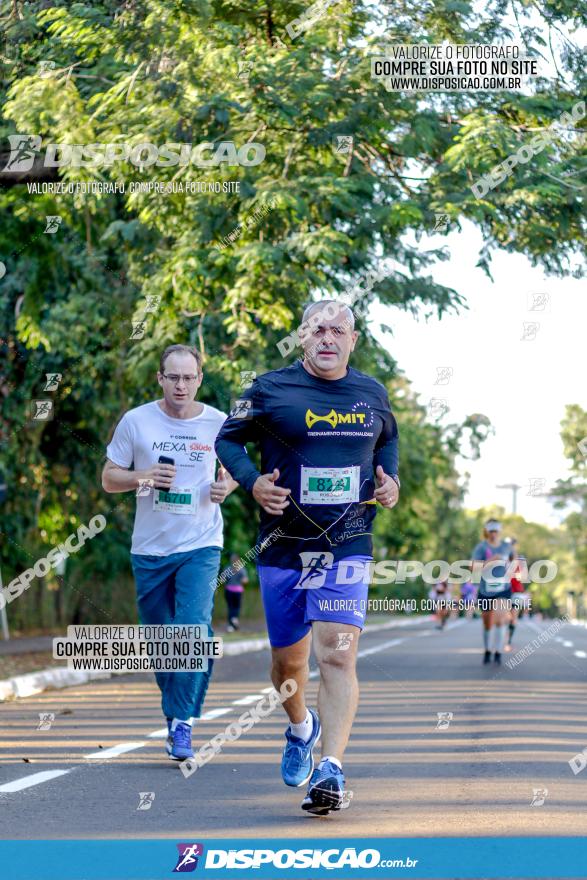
[[153, 487, 198, 515], [300, 466, 359, 505], [484, 581, 506, 594], [483, 556, 511, 593], [484, 560, 508, 593]]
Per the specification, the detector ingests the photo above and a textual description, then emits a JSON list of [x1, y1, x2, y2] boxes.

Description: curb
[[0, 616, 429, 702], [0, 667, 111, 702], [0, 636, 272, 702]]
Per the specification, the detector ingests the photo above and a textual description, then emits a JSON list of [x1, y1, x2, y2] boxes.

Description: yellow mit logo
[[305, 409, 366, 429]]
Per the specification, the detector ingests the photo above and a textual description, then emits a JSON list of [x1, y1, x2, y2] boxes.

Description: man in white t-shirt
[[102, 344, 236, 760]]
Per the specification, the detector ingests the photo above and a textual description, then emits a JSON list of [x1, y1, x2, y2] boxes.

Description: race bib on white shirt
[[153, 487, 199, 515], [484, 553, 511, 593], [300, 465, 360, 505], [106, 401, 227, 556]]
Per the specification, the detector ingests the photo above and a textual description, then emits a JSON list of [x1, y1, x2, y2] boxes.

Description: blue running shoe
[[301, 760, 345, 815], [281, 709, 321, 787], [165, 717, 173, 757], [170, 722, 194, 761]]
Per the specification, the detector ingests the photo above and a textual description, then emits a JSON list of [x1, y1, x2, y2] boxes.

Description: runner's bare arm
[[101, 459, 176, 493]]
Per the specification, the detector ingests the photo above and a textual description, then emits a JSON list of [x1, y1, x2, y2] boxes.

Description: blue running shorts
[[257, 555, 372, 648]]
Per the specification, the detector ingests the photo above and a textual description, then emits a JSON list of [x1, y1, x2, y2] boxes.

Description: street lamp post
[[496, 482, 522, 515]]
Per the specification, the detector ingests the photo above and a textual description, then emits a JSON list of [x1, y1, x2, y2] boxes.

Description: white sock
[[289, 710, 313, 742], [319, 755, 342, 770], [171, 717, 193, 731], [493, 625, 505, 653]]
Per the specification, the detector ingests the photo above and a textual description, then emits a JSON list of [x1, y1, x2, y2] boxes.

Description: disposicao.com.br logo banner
[[2, 837, 587, 879]]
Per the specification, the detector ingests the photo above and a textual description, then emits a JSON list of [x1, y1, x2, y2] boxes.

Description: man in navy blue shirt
[[216, 300, 399, 814]]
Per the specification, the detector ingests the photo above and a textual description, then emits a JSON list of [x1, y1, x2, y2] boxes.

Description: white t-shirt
[[106, 401, 227, 556]]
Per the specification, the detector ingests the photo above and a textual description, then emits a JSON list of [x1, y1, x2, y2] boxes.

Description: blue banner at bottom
[[0, 837, 585, 879]]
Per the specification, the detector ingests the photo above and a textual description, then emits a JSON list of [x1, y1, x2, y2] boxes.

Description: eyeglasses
[[162, 373, 199, 385]]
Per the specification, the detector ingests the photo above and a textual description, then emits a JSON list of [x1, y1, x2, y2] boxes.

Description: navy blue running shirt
[[215, 361, 399, 569]]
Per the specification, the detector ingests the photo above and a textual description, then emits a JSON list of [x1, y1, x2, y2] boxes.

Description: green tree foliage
[[549, 404, 587, 612], [0, 0, 584, 629]]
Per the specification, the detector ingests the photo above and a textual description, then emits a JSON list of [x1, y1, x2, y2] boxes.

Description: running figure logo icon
[[336, 632, 354, 651], [527, 477, 546, 497], [434, 366, 453, 386], [230, 399, 252, 419], [294, 552, 334, 589], [44, 215, 62, 233], [3, 134, 42, 172], [136, 791, 155, 811], [528, 292, 550, 311], [37, 712, 55, 731], [31, 400, 54, 420], [44, 373, 62, 391], [340, 789, 354, 809], [333, 135, 354, 154], [521, 321, 540, 341], [173, 843, 204, 872], [428, 398, 449, 419], [129, 320, 147, 340], [433, 213, 449, 232], [530, 787, 548, 807], [144, 295, 161, 313], [435, 712, 453, 730]]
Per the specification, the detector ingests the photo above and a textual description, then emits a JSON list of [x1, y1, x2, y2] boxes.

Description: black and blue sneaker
[[170, 721, 194, 761], [281, 709, 321, 787], [301, 760, 346, 815], [165, 718, 173, 758]]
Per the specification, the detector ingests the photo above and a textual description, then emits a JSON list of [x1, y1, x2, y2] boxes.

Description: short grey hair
[[159, 344, 202, 374], [301, 300, 355, 329]]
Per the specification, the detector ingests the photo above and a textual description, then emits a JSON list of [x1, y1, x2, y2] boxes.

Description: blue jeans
[[131, 546, 221, 721]]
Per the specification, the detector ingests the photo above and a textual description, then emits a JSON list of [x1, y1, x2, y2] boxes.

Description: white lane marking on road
[[364, 617, 433, 633], [562, 641, 574, 648], [308, 636, 407, 678], [147, 727, 168, 738], [200, 708, 232, 720], [574, 650, 587, 658], [232, 694, 265, 706], [84, 742, 146, 760], [357, 637, 405, 659], [305, 616, 460, 678], [0, 769, 71, 792]]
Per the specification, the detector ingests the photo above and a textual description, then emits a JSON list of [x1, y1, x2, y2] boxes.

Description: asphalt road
[[1, 615, 586, 839]]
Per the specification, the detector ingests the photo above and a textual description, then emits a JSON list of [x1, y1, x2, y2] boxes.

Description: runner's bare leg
[[271, 631, 312, 723], [313, 621, 360, 761]]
